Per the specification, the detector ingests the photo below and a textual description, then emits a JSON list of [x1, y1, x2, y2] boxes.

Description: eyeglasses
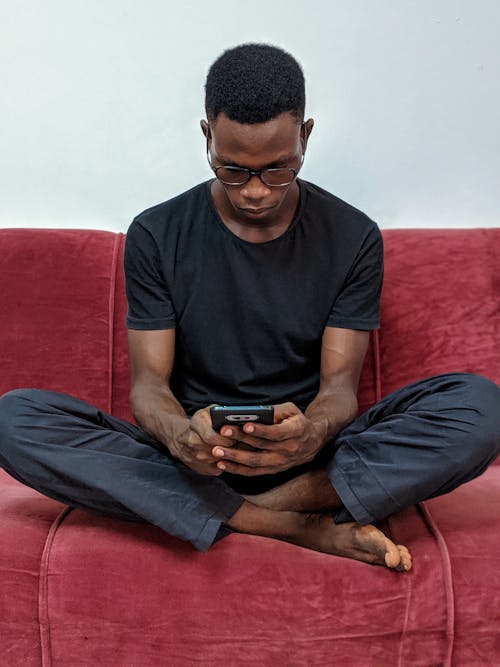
[[208, 153, 304, 187]]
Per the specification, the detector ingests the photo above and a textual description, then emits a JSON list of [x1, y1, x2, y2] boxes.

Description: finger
[[192, 462, 225, 477], [211, 445, 283, 469], [191, 448, 219, 464], [273, 402, 302, 422], [215, 460, 288, 476], [196, 411, 240, 447], [184, 428, 233, 465], [218, 426, 242, 445], [203, 405, 239, 445], [241, 414, 305, 441], [191, 414, 237, 448], [224, 431, 273, 450], [219, 437, 300, 457]]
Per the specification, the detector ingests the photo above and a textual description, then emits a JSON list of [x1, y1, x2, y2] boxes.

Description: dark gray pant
[[0, 373, 499, 551]]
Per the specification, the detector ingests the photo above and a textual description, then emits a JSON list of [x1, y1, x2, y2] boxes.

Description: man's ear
[[200, 119, 211, 140], [301, 118, 314, 152]]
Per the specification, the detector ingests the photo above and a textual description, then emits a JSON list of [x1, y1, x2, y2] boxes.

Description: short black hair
[[205, 43, 305, 124]]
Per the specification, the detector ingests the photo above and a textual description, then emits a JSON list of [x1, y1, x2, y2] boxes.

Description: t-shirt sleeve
[[124, 219, 177, 330], [327, 223, 383, 330]]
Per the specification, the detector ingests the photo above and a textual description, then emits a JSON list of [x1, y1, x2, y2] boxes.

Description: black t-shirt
[[125, 179, 383, 416]]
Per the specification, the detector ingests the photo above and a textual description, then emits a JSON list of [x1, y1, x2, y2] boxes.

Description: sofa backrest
[[1, 227, 498, 427], [379, 229, 500, 394], [0, 229, 122, 412]]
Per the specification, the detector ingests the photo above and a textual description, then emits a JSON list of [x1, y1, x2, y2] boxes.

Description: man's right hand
[[167, 406, 238, 476], [128, 330, 239, 477]]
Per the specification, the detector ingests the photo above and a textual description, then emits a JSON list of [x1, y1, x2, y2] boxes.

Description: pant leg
[[0, 388, 244, 551], [325, 373, 500, 524]]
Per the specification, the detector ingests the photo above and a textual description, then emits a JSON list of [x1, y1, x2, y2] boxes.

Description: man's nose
[[240, 174, 272, 200]]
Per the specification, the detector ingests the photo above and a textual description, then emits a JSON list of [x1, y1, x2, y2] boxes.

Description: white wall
[[1, 0, 498, 230]]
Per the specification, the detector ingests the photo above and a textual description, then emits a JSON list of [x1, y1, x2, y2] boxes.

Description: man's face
[[202, 112, 312, 227]]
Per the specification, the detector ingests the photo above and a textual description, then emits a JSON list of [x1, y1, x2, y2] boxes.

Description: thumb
[[273, 402, 302, 423]]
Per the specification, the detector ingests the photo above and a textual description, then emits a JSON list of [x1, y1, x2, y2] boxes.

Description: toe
[[353, 524, 404, 568], [384, 541, 404, 569], [395, 545, 412, 571]]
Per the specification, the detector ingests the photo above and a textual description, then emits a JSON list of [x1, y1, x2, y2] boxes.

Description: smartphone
[[210, 405, 274, 430]]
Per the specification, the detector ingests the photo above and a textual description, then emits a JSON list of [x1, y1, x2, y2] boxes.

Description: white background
[[1, 1, 499, 231]]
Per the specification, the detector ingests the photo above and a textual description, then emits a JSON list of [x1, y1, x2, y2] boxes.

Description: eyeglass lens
[[216, 167, 296, 186]]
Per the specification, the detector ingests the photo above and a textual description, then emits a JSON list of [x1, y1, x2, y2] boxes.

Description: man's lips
[[239, 206, 274, 216]]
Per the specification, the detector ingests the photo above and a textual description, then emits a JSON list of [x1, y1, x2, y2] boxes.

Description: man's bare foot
[[298, 513, 412, 571], [228, 502, 412, 571], [243, 469, 342, 513]]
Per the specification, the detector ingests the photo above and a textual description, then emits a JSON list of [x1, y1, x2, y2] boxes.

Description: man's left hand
[[210, 402, 326, 476]]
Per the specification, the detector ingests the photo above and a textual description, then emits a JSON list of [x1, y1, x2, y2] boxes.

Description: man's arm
[[303, 326, 369, 447], [211, 326, 370, 475], [128, 329, 235, 476], [128, 328, 185, 441]]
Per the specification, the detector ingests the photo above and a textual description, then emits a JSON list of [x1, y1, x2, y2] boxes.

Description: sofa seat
[[2, 465, 499, 666]]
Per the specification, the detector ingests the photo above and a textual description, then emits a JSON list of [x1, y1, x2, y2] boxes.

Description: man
[[1, 44, 499, 572]]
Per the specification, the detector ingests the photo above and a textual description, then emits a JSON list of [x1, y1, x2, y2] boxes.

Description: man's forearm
[[130, 379, 188, 455], [304, 389, 359, 450]]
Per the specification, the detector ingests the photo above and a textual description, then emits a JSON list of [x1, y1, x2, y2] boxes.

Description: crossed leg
[[229, 471, 412, 571], [223, 373, 500, 572], [1, 374, 498, 571]]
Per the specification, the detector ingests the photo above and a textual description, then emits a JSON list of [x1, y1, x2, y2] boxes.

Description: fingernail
[[215, 448, 225, 457], [245, 425, 254, 433], [224, 429, 233, 437], [217, 462, 226, 470]]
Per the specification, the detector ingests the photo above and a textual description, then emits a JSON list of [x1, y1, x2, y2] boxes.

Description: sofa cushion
[[424, 465, 500, 664], [0, 469, 66, 664], [3, 466, 498, 665], [379, 229, 500, 394], [0, 229, 121, 412], [35, 503, 451, 666]]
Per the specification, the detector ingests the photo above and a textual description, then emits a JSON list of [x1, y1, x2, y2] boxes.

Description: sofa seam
[[417, 501, 455, 667], [395, 550, 412, 667], [38, 506, 74, 667], [107, 233, 122, 414]]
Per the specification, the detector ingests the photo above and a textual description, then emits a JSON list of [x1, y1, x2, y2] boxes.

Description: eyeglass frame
[[206, 121, 306, 187], [207, 153, 304, 187]]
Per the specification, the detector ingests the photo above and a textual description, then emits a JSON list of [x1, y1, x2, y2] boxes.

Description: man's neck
[[210, 181, 301, 244]]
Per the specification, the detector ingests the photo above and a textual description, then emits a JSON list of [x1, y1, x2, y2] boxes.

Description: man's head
[[204, 43, 305, 124], [201, 44, 313, 231]]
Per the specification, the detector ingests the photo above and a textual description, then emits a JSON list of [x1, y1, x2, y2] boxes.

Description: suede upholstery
[[0, 227, 499, 666]]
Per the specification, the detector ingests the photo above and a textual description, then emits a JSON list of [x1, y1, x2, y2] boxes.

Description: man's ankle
[[227, 500, 304, 540]]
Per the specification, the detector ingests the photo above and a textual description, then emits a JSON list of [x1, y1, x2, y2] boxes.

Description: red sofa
[[1, 227, 499, 666]]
